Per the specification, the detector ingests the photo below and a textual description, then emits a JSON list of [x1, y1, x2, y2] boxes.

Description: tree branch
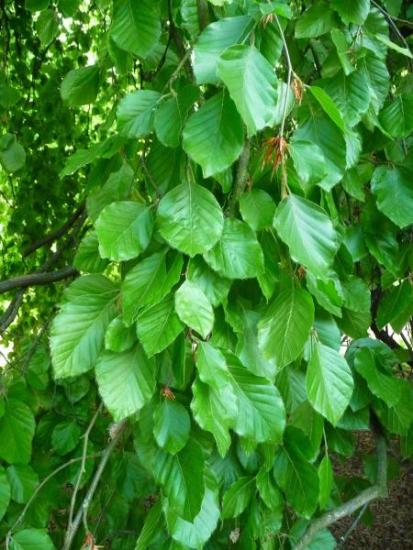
[[227, 141, 251, 216], [23, 203, 85, 257], [293, 436, 387, 550], [0, 289, 25, 335], [62, 419, 128, 550], [0, 266, 78, 295]]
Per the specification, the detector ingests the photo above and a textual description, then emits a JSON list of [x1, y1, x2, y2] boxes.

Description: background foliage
[[0, 0, 413, 548]]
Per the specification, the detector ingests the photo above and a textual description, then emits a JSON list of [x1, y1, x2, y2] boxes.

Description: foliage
[[0, 0, 413, 549]]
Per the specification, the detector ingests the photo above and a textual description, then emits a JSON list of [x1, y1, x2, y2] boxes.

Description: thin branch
[[274, 14, 293, 137], [23, 204, 85, 257], [0, 289, 25, 335], [68, 405, 103, 528], [196, 0, 209, 30], [227, 141, 251, 216], [62, 420, 128, 550], [0, 266, 78, 295], [336, 502, 368, 548], [293, 436, 387, 550], [5, 454, 101, 549]]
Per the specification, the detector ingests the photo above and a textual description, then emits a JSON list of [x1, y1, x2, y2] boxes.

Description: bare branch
[[0, 266, 78, 295], [293, 436, 387, 550]]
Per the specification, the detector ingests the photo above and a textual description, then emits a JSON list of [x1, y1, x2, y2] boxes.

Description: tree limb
[[293, 436, 387, 550], [0, 266, 78, 295], [23, 203, 85, 257], [62, 419, 128, 550]]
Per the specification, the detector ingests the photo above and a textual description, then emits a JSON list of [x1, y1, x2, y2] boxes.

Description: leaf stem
[[274, 14, 293, 137]]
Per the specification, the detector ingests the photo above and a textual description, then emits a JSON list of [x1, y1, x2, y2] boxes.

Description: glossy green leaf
[[259, 284, 314, 368], [50, 275, 118, 378], [354, 348, 401, 407], [380, 94, 413, 138], [61, 65, 100, 107], [153, 400, 191, 455], [105, 316, 136, 352], [187, 257, 231, 307], [137, 295, 184, 357], [7, 465, 38, 504], [183, 91, 244, 177], [318, 455, 333, 510], [0, 134, 26, 173], [157, 182, 224, 257], [295, 2, 336, 38], [239, 189, 276, 231], [155, 86, 199, 148], [95, 345, 156, 420], [0, 400, 35, 465], [193, 15, 254, 84], [377, 280, 413, 333], [204, 219, 264, 279], [95, 201, 153, 261], [222, 476, 255, 518], [273, 194, 339, 276], [0, 467, 10, 521], [331, 0, 370, 24], [306, 341, 354, 426], [310, 86, 345, 131], [51, 421, 81, 455], [175, 281, 214, 339], [217, 45, 278, 136], [9, 529, 56, 550], [117, 90, 161, 138], [74, 230, 109, 274], [371, 166, 413, 229]]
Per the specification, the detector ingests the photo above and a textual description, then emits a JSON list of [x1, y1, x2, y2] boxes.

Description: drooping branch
[[62, 419, 128, 550], [293, 436, 388, 550], [23, 203, 85, 257], [0, 266, 78, 295]]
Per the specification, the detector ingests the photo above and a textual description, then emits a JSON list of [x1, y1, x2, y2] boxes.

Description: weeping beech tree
[[0, 0, 413, 548]]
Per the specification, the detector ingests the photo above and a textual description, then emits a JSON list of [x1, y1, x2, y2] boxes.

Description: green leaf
[[137, 294, 184, 357], [0, 134, 26, 173], [122, 251, 183, 325], [273, 427, 319, 518], [273, 194, 339, 276], [25, 0, 49, 10], [330, 29, 354, 75], [0, 400, 35, 465], [320, 71, 371, 128], [217, 45, 278, 136], [191, 377, 236, 457], [377, 280, 413, 333], [155, 86, 199, 148], [256, 469, 283, 511], [36, 9, 59, 46], [51, 421, 81, 455], [135, 501, 163, 550], [0, 467, 10, 521], [226, 354, 286, 444], [7, 465, 38, 504], [318, 456, 332, 510], [306, 342, 354, 426], [290, 401, 324, 460], [331, 0, 370, 24], [50, 275, 118, 378], [204, 219, 264, 279], [105, 316, 136, 352], [74, 231, 109, 274], [306, 273, 343, 318], [95, 201, 153, 261], [187, 257, 231, 307], [310, 86, 346, 132], [110, 0, 161, 58], [289, 141, 327, 188], [61, 65, 100, 107], [371, 166, 413, 229], [239, 189, 276, 231], [95, 345, 155, 420], [87, 162, 134, 221], [117, 90, 161, 138], [222, 476, 255, 518], [182, 91, 244, 177], [164, 484, 220, 548], [259, 284, 314, 369], [380, 94, 413, 138], [193, 15, 254, 84], [375, 33, 413, 59], [153, 440, 204, 521], [175, 281, 214, 339], [157, 182, 224, 257], [153, 400, 191, 455], [195, 342, 231, 389], [9, 529, 56, 550], [295, 2, 336, 38], [354, 348, 401, 407]]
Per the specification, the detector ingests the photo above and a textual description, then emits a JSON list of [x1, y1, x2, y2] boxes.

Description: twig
[[0, 289, 25, 335], [196, 0, 209, 30], [0, 266, 78, 295], [293, 436, 387, 550], [227, 141, 251, 216], [62, 419, 128, 550], [5, 454, 101, 549], [274, 14, 293, 137], [336, 502, 368, 548], [67, 405, 103, 529]]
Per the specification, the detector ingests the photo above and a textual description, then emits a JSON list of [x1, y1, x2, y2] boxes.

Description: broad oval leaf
[[0, 467, 10, 521], [96, 201, 153, 261], [61, 65, 100, 107], [9, 529, 56, 550], [258, 284, 315, 368], [153, 400, 191, 455], [95, 344, 156, 421], [204, 219, 264, 280], [182, 91, 244, 178], [239, 189, 276, 231], [50, 275, 118, 378], [222, 476, 254, 519], [157, 182, 224, 257], [371, 166, 413, 229], [117, 90, 161, 138], [273, 194, 339, 277], [175, 281, 214, 339], [0, 400, 35, 465], [306, 341, 354, 426]]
